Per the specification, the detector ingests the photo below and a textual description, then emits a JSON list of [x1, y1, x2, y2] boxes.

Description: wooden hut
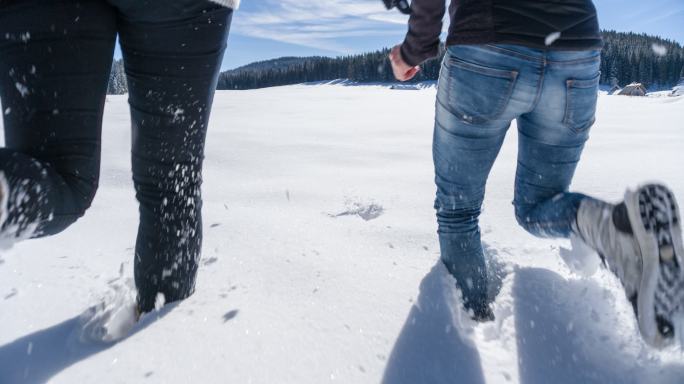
[[617, 83, 647, 96]]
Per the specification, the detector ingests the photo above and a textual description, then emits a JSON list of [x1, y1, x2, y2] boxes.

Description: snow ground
[[1, 85, 684, 384]]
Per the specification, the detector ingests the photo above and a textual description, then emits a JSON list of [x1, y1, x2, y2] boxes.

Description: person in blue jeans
[[0, 0, 238, 338], [389, 0, 684, 348]]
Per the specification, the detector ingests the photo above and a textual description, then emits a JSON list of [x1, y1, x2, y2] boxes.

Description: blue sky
[[114, 0, 684, 71]]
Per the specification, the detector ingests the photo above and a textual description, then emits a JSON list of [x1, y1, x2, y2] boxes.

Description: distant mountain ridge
[[107, 30, 684, 94], [225, 57, 313, 74]]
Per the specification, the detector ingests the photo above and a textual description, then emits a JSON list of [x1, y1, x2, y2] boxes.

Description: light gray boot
[[575, 184, 684, 348]]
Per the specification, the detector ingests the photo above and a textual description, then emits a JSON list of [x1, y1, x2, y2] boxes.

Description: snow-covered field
[[1, 85, 683, 384]]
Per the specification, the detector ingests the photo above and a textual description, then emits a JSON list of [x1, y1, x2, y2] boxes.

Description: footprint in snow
[[223, 309, 239, 323], [4, 288, 17, 300], [329, 198, 384, 221], [203, 257, 218, 266]]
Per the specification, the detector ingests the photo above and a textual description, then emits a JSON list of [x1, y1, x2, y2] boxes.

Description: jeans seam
[[447, 55, 519, 79], [546, 55, 600, 66], [516, 128, 586, 148], [529, 57, 546, 112], [482, 44, 543, 62], [562, 72, 600, 132]]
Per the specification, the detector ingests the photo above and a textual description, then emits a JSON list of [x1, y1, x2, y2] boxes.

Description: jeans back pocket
[[441, 55, 518, 125], [563, 73, 600, 133]]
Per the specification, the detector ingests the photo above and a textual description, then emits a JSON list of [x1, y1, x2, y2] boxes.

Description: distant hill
[[214, 46, 445, 91], [226, 57, 312, 74], [107, 31, 684, 93]]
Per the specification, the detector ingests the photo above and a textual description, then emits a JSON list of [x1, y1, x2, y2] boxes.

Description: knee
[[435, 196, 482, 233]]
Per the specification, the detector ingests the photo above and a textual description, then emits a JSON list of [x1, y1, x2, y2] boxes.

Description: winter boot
[[575, 184, 684, 348]]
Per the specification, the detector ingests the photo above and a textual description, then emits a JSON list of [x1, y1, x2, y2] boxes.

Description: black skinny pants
[[0, 0, 232, 312]]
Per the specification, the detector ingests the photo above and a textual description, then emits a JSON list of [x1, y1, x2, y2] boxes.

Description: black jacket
[[400, 0, 603, 66]]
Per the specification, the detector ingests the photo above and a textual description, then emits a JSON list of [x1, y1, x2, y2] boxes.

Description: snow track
[[1, 85, 683, 383]]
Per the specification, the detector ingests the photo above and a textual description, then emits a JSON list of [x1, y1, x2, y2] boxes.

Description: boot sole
[[626, 184, 684, 348]]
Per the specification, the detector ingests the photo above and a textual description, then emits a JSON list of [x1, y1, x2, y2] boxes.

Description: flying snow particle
[[559, 233, 600, 277], [172, 108, 185, 122], [162, 268, 173, 279], [4, 107, 10, 115], [154, 292, 166, 311], [651, 43, 668, 57], [15, 82, 29, 97], [545, 31, 561, 46]]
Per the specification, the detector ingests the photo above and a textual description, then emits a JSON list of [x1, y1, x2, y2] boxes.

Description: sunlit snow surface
[[1, 85, 684, 383]]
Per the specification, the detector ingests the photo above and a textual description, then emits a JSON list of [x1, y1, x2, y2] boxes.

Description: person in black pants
[[0, 0, 236, 319]]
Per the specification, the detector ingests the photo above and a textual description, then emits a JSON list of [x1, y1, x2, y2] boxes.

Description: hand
[[389, 45, 420, 81]]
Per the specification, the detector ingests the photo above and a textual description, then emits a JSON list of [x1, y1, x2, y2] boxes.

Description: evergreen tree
[[107, 59, 128, 95], [108, 31, 684, 93]]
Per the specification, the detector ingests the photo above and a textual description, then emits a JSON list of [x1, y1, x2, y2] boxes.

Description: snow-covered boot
[[466, 299, 495, 322], [79, 267, 140, 343], [575, 184, 684, 348]]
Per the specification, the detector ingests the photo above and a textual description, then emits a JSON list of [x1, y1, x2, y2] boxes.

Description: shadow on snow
[[381, 262, 486, 384], [514, 267, 684, 384], [383, 258, 684, 384], [0, 303, 178, 384]]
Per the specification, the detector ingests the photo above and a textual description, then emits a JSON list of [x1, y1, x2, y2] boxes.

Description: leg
[[0, 0, 116, 240], [433, 46, 519, 315], [516, 51, 684, 347], [513, 115, 591, 237], [115, 1, 232, 312], [513, 51, 601, 238], [433, 112, 507, 315]]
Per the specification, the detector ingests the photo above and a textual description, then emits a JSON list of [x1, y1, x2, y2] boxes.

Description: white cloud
[[232, 0, 408, 52]]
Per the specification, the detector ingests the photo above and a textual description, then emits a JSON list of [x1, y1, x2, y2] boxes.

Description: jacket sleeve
[[399, 0, 446, 67]]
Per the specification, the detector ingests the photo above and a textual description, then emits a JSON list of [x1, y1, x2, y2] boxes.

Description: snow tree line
[[107, 59, 127, 95], [215, 48, 442, 90], [600, 31, 684, 90], [107, 30, 684, 94]]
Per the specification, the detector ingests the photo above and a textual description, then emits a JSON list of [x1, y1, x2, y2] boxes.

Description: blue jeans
[[434, 44, 601, 309], [0, 0, 231, 312]]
